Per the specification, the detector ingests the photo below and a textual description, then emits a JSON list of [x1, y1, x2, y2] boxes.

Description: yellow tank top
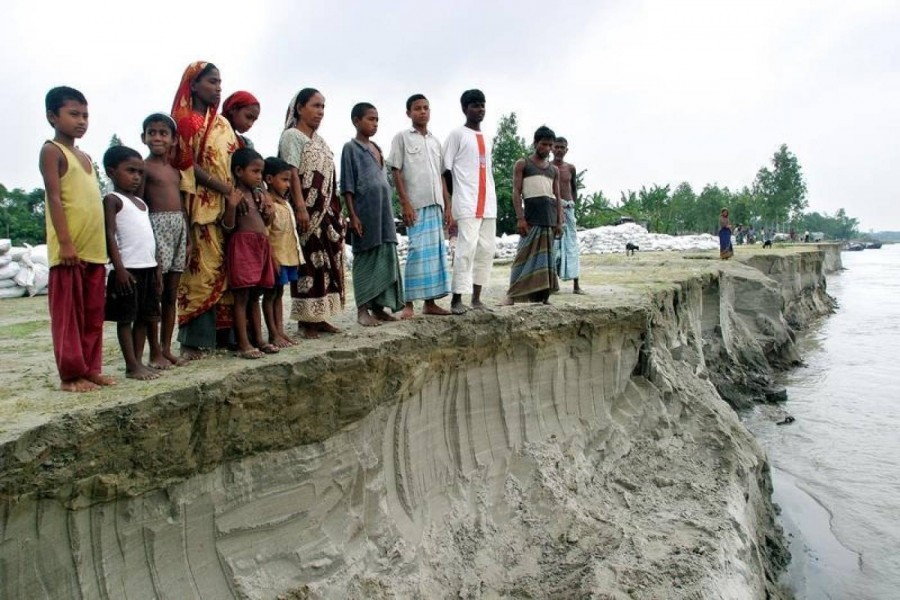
[[45, 141, 107, 266]]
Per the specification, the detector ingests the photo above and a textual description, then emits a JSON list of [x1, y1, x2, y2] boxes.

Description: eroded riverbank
[[0, 245, 840, 599]]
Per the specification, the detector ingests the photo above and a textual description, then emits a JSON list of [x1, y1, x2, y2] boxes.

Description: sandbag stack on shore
[[0, 240, 50, 299]]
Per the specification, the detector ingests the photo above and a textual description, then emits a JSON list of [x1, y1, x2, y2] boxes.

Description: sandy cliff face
[[0, 250, 835, 600]]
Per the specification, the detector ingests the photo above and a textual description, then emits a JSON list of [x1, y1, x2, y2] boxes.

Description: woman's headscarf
[[284, 91, 302, 130], [222, 91, 259, 117], [171, 61, 217, 129], [170, 61, 217, 183]]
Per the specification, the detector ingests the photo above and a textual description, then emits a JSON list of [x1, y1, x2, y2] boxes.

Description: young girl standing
[[262, 157, 302, 348], [226, 148, 277, 359]]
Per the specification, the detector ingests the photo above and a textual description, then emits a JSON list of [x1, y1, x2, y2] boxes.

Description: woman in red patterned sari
[[171, 61, 243, 358]]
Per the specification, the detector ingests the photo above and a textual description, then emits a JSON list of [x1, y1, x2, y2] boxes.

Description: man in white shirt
[[442, 89, 497, 314], [387, 94, 453, 318]]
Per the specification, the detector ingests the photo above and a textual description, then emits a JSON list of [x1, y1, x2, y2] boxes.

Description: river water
[[744, 245, 900, 600]]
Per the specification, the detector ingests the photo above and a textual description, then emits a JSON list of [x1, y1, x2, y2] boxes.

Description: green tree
[[491, 113, 530, 235], [696, 184, 731, 234], [754, 144, 807, 227], [638, 184, 671, 233], [575, 190, 615, 228], [109, 134, 123, 147], [669, 182, 696, 234], [0, 184, 46, 245]]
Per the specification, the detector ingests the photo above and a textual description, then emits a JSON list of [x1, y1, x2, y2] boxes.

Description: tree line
[[0, 121, 862, 246], [490, 112, 861, 240]]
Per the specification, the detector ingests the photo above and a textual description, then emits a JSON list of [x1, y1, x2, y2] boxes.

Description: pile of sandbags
[[0, 240, 50, 299]]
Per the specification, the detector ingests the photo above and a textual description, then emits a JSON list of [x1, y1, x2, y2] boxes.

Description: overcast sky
[[3, 0, 899, 230]]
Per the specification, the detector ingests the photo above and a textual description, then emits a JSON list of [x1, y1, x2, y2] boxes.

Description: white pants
[[452, 217, 496, 294]]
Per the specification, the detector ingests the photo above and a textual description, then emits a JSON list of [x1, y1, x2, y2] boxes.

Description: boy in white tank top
[[102, 145, 164, 381]]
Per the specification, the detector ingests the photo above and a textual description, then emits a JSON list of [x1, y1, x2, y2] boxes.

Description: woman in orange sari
[[171, 61, 243, 358]]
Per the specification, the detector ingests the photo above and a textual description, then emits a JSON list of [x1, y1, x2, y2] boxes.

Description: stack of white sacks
[[379, 222, 718, 267], [0, 240, 50, 299]]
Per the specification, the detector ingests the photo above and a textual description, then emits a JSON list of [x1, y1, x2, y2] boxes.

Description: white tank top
[[112, 192, 157, 269]]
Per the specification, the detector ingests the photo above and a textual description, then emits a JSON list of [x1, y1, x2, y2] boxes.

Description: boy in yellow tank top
[[39, 86, 116, 393]]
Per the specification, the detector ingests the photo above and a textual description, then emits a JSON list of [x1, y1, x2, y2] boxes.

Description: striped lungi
[[555, 200, 580, 280], [507, 225, 559, 300], [404, 204, 450, 302], [352, 243, 404, 310]]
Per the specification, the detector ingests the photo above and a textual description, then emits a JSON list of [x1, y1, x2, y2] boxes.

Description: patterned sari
[[171, 61, 238, 346], [279, 124, 346, 322]]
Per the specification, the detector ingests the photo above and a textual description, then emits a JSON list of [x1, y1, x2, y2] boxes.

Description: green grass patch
[[0, 319, 49, 338]]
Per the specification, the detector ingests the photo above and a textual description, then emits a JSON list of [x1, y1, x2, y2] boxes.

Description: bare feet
[[126, 366, 160, 381], [357, 309, 381, 327], [86, 373, 117, 386], [60, 378, 100, 393], [180, 346, 207, 361], [422, 301, 451, 316], [148, 358, 174, 370], [399, 304, 416, 320], [573, 288, 587, 295], [237, 348, 264, 359], [317, 321, 342, 334], [372, 308, 399, 322], [162, 349, 189, 366], [301, 324, 320, 339], [271, 335, 296, 348], [260, 343, 280, 354], [470, 301, 493, 312], [451, 301, 468, 315]]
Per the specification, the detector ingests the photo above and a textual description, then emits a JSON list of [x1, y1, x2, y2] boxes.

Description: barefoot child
[[226, 148, 278, 358], [140, 113, 189, 367], [262, 157, 302, 348], [340, 102, 404, 327], [102, 145, 164, 380], [39, 86, 115, 392]]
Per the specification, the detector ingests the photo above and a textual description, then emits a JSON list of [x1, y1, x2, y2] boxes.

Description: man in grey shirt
[[387, 94, 453, 318]]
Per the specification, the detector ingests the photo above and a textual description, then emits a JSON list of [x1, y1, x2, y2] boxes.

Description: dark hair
[[554, 136, 568, 145], [534, 125, 556, 144], [264, 156, 292, 178], [231, 147, 264, 174], [292, 87, 321, 121], [406, 94, 427, 112], [103, 145, 142, 170], [194, 63, 218, 83], [351, 102, 376, 121], [142, 113, 177, 136], [45, 86, 87, 117], [460, 89, 485, 110]]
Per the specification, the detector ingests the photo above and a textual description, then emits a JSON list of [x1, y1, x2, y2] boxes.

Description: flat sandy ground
[[0, 246, 806, 444]]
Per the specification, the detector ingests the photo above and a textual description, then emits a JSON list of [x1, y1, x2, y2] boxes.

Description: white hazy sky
[[3, 0, 899, 230]]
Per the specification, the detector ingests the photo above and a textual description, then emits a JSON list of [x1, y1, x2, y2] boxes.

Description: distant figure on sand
[[503, 126, 562, 304], [442, 89, 497, 314], [39, 86, 116, 392], [387, 94, 452, 319], [341, 102, 404, 327], [279, 88, 345, 339], [141, 112, 188, 367], [719, 208, 733, 260], [102, 145, 163, 381], [552, 136, 583, 294]]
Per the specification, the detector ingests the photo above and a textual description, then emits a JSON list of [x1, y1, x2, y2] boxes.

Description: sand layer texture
[[0, 245, 841, 599]]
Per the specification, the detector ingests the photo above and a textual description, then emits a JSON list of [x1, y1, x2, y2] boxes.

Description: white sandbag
[[0, 255, 10, 268], [0, 261, 21, 280], [26, 263, 50, 296], [0, 239, 10, 253], [29, 245, 49, 267], [0, 278, 18, 288], [14, 263, 35, 288], [0, 286, 26, 299], [7, 247, 29, 261]]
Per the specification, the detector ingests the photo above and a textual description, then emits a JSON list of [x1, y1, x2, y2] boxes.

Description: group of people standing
[[38, 60, 583, 391]]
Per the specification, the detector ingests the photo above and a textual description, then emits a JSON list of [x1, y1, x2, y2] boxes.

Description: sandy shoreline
[[0, 245, 840, 599]]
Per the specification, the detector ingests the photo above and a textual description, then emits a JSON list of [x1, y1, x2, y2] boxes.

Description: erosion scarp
[[0, 247, 838, 599]]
